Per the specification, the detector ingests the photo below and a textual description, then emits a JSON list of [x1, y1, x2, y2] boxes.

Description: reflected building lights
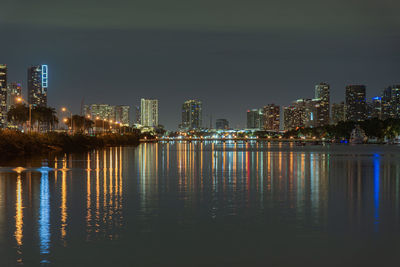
[[39, 170, 50, 263], [374, 154, 380, 232], [61, 163, 68, 243], [15, 173, 24, 264]]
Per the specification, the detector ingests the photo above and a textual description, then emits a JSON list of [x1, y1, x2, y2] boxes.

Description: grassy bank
[[0, 130, 140, 159]]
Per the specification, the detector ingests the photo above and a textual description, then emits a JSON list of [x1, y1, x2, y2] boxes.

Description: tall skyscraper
[[302, 98, 323, 128], [314, 82, 330, 126], [283, 99, 307, 130], [263, 104, 280, 131], [216, 119, 229, 130], [369, 97, 382, 120], [140, 98, 158, 127], [135, 105, 141, 124], [381, 85, 400, 119], [247, 109, 263, 129], [0, 64, 7, 127], [331, 102, 346, 124], [181, 100, 202, 130], [345, 85, 366, 121], [115, 105, 130, 126], [28, 65, 48, 107], [6, 82, 22, 111]]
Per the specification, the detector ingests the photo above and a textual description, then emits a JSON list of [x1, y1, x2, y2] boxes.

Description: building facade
[[247, 109, 263, 129], [140, 98, 158, 127], [0, 65, 7, 127], [263, 104, 280, 131], [28, 65, 48, 107], [134, 105, 141, 124], [216, 119, 229, 129], [181, 100, 202, 129], [369, 97, 382, 120], [85, 104, 116, 121], [331, 102, 346, 124], [314, 82, 330, 126], [6, 82, 22, 111], [345, 85, 366, 121], [381, 85, 400, 119], [115, 105, 130, 126]]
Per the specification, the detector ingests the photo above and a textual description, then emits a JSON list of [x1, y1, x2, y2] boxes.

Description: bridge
[[140, 137, 324, 143]]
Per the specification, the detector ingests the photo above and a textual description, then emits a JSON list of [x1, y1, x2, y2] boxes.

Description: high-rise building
[[6, 82, 22, 111], [85, 104, 116, 121], [28, 65, 48, 107], [140, 98, 158, 127], [345, 85, 366, 121], [216, 119, 229, 130], [314, 82, 330, 126], [246, 109, 263, 129], [283, 100, 307, 131], [368, 97, 382, 120], [115, 105, 130, 126], [331, 102, 346, 124], [263, 104, 280, 131], [381, 85, 400, 119], [303, 98, 323, 128], [181, 100, 202, 129], [0, 65, 7, 127], [135, 105, 141, 124]]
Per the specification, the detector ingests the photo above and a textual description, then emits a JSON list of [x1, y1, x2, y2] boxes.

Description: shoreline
[[0, 130, 140, 161]]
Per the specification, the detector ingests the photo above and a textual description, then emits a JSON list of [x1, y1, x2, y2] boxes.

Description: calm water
[[1, 142, 400, 266]]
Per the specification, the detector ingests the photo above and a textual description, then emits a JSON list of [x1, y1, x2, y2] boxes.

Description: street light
[[61, 107, 73, 133], [16, 97, 32, 133]]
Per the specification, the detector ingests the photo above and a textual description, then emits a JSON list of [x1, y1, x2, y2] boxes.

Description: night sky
[[1, 0, 399, 129]]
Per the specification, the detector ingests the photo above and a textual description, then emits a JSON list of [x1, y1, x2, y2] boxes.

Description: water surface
[[1, 142, 400, 266]]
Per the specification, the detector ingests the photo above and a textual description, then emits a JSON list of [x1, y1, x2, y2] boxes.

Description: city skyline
[[1, 0, 399, 129], [1, 63, 399, 130]]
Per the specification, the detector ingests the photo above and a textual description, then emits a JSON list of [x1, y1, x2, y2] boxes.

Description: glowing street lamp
[[61, 107, 73, 133], [16, 97, 32, 133]]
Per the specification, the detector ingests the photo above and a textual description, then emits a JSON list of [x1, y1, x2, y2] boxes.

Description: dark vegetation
[[283, 118, 400, 140], [0, 130, 140, 159]]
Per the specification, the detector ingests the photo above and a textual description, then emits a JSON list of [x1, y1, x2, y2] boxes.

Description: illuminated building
[[181, 99, 202, 129], [304, 98, 323, 128], [369, 97, 382, 119], [345, 85, 366, 121], [7, 82, 22, 111], [140, 98, 158, 127], [314, 82, 330, 126], [331, 102, 346, 124], [216, 118, 229, 130], [283, 100, 305, 131], [115, 105, 130, 126], [263, 104, 280, 131], [381, 85, 400, 119], [85, 104, 116, 121], [0, 64, 7, 127], [135, 105, 141, 124], [28, 65, 48, 107], [284, 98, 322, 129], [246, 109, 263, 129]]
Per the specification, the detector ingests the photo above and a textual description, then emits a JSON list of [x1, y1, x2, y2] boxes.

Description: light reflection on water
[[0, 143, 400, 266]]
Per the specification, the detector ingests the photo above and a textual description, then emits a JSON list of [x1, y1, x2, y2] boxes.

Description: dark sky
[[1, 0, 399, 129]]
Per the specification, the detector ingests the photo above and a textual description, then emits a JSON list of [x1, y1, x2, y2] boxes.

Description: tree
[[64, 115, 94, 133], [31, 106, 58, 131], [7, 104, 29, 125]]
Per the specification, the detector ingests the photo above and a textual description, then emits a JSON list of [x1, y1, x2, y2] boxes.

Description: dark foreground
[[1, 142, 400, 266], [0, 130, 139, 159]]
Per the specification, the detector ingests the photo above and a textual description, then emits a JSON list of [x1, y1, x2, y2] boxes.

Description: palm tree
[[31, 106, 58, 132], [64, 115, 94, 133], [7, 104, 29, 128]]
